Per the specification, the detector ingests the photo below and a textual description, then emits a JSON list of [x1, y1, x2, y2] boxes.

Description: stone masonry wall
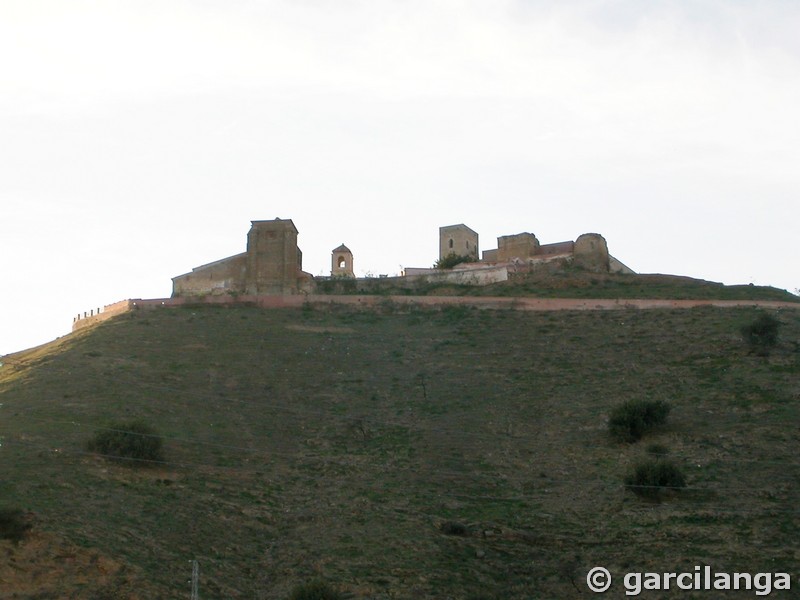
[[497, 232, 540, 262], [439, 224, 479, 261], [573, 233, 610, 272], [172, 253, 247, 297]]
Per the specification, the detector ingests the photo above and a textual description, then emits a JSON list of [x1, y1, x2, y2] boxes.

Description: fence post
[[190, 560, 199, 600]]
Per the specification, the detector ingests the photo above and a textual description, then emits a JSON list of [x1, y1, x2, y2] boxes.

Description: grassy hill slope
[[319, 269, 800, 302], [1, 303, 799, 598]]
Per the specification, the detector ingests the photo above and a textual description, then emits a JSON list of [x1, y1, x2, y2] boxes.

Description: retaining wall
[[72, 294, 800, 333]]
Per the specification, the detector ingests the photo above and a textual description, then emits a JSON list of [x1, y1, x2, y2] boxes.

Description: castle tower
[[439, 224, 479, 261], [331, 244, 354, 277], [245, 218, 302, 294], [496, 232, 540, 262], [573, 233, 610, 272]]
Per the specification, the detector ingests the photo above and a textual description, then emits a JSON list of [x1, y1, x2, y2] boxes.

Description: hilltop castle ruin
[[170, 218, 633, 297]]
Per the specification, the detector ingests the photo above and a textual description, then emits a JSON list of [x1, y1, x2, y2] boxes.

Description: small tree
[[625, 459, 686, 500], [434, 253, 473, 270], [740, 312, 781, 356], [288, 581, 343, 600], [439, 520, 469, 536], [87, 420, 165, 465], [0, 507, 31, 543], [608, 399, 670, 443]]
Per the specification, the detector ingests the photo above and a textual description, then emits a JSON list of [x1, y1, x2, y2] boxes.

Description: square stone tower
[[497, 232, 540, 262], [245, 218, 302, 294], [439, 224, 479, 261]]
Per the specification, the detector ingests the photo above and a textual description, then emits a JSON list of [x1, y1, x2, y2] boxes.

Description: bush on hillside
[[434, 253, 473, 270], [288, 581, 344, 600], [740, 312, 781, 356], [0, 507, 31, 543], [608, 399, 671, 443], [439, 520, 469, 536], [645, 443, 670, 457], [87, 420, 165, 465], [624, 459, 686, 500]]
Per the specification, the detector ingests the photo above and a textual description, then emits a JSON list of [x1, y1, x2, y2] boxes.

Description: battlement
[[73, 300, 135, 331]]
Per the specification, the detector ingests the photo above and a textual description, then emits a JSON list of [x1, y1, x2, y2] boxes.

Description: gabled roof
[[332, 244, 352, 253]]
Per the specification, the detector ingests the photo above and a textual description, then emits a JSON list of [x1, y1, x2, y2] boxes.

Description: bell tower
[[331, 244, 354, 277]]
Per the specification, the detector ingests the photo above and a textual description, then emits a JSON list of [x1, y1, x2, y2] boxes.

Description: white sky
[[2, 0, 799, 355]]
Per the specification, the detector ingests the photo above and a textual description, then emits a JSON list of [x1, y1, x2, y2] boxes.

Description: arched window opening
[[338, 256, 347, 269], [448, 239, 454, 249]]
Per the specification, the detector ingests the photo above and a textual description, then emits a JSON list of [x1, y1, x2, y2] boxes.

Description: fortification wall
[[539, 241, 575, 255], [172, 253, 247, 297], [105, 295, 800, 313], [481, 249, 498, 262], [411, 265, 509, 286], [72, 299, 133, 331], [71, 292, 800, 333], [609, 255, 635, 275], [319, 265, 508, 294]]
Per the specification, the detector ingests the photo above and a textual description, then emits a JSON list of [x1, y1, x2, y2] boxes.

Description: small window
[[448, 239, 454, 249], [338, 257, 346, 269], [466, 241, 470, 249]]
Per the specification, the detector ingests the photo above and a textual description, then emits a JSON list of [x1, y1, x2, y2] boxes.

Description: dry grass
[[0, 302, 798, 598]]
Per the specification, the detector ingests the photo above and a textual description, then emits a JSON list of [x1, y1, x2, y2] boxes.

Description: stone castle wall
[[73, 299, 134, 331], [172, 218, 309, 297], [172, 253, 247, 296]]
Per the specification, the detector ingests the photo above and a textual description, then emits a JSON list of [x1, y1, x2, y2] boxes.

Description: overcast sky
[[2, 0, 798, 355]]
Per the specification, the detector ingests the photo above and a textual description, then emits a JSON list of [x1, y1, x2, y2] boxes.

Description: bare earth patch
[[0, 531, 151, 599]]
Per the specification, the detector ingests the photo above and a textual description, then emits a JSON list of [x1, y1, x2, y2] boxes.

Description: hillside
[[318, 269, 800, 302], [1, 303, 799, 598]]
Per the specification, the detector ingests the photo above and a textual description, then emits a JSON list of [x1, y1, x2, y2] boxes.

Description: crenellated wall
[[72, 299, 134, 331]]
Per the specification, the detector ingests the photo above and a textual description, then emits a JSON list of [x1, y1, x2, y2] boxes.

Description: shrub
[[740, 312, 781, 356], [288, 581, 343, 600], [434, 253, 473, 269], [645, 443, 670, 457], [0, 507, 31, 543], [440, 521, 469, 536], [87, 420, 165, 465], [608, 399, 671, 443], [624, 459, 686, 500]]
